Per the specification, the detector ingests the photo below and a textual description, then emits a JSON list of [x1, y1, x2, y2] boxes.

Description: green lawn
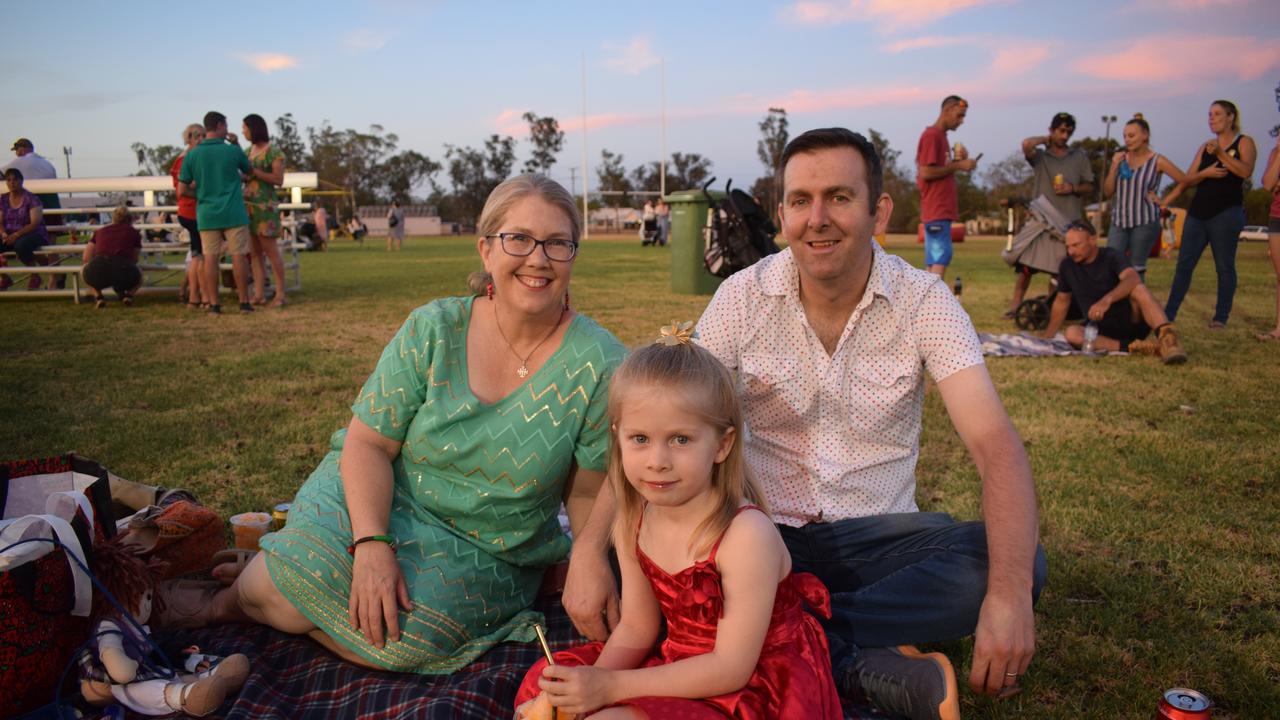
[[3, 233, 1277, 718]]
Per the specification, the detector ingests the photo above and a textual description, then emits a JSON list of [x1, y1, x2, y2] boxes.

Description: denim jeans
[[1165, 206, 1244, 324], [779, 512, 1048, 676], [1108, 221, 1161, 278], [2, 233, 47, 265]]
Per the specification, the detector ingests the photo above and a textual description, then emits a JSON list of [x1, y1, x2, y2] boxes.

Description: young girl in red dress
[[515, 323, 842, 719]]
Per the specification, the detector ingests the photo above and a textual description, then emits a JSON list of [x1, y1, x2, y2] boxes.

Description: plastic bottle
[[1083, 322, 1098, 354], [953, 275, 962, 296]]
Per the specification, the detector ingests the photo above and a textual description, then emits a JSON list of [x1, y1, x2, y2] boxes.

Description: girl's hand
[[347, 542, 412, 648], [1199, 165, 1229, 180], [1203, 140, 1219, 157], [1112, 150, 1126, 166], [539, 664, 616, 715]]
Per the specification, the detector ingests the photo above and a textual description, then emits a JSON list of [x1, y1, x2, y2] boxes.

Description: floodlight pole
[[660, 58, 667, 199], [581, 51, 589, 240], [62, 146, 72, 178], [1100, 114, 1117, 204]]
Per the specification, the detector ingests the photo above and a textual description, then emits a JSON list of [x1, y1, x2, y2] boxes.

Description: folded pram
[[1002, 195, 1070, 274]]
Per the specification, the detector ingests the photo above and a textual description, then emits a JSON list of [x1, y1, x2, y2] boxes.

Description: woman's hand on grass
[[348, 541, 412, 648]]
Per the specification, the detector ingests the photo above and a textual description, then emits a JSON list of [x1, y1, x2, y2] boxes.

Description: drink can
[[1054, 173, 1065, 186], [271, 502, 291, 531], [952, 142, 966, 160], [1156, 688, 1212, 719]]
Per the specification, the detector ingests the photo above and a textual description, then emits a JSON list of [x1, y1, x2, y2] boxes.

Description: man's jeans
[[779, 512, 1049, 677]]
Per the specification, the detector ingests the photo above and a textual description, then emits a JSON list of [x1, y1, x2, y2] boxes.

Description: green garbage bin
[[664, 189, 724, 295]]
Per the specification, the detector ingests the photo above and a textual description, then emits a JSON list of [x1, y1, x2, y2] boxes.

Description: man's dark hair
[[242, 114, 270, 143], [941, 95, 966, 110], [780, 128, 883, 215], [203, 111, 227, 132], [1050, 112, 1076, 131]]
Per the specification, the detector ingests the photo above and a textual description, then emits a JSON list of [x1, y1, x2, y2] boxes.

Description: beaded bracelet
[[347, 534, 397, 556]]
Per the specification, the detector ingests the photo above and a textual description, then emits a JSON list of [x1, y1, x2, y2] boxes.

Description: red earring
[[486, 282, 494, 301]]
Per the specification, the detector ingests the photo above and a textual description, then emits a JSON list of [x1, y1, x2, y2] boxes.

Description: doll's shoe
[[210, 548, 257, 585], [208, 652, 250, 688], [175, 675, 231, 717], [156, 579, 222, 628]]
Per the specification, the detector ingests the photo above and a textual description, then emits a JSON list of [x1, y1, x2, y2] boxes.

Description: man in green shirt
[[178, 111, 253, 314]]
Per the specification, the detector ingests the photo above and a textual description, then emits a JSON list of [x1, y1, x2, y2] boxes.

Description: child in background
[[515, 322, 842, 719]]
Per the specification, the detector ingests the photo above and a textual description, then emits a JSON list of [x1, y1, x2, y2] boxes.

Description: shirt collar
[[761, 242, 899, 307]]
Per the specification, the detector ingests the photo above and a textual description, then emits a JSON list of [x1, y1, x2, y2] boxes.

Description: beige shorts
[[200, 226, 250, 257]]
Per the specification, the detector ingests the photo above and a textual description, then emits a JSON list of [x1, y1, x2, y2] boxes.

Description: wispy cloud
[[783, 0, 1007, 32], [493, 108, 644, 136], [989, 44, 1051, 77], [237, 53, 298, 74], [1131, 0, 1249, 8], [602, 36, 660, 75], [1074, 34, 1280, 83], [342, 28, 393, 53], [884, 36, 966, 53]]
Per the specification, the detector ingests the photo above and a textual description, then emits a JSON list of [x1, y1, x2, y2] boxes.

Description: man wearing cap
[[4, 139, 62, 230], [1006, 112, 1095, 318], [916, 96, 978, 279], [177, 111, 253, 315]]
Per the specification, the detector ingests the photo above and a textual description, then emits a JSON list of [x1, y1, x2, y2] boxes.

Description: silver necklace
[[493, 303, 564, 378]]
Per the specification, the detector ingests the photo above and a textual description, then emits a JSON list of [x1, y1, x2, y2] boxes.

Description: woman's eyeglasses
[[488, 232, 578, 262]]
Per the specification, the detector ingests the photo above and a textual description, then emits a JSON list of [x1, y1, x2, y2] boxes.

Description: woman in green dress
[[187, 175, 626, 673], [241, 113, 287, 307]]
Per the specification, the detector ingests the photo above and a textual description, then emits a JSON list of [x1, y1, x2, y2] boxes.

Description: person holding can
[[1005, 112, 1095, 318], [916, 95, 978, 280], [1103, 114, 1189, 281], [1162, 100, 1257, 330]]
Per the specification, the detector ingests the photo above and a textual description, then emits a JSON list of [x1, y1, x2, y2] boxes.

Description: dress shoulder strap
[[706, 505, 764, 563]]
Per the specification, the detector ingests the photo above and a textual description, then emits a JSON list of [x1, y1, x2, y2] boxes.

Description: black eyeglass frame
[[486, 232, 579, 262]]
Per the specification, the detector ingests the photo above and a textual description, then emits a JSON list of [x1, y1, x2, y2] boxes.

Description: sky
[[7, 0, 1280, 198]]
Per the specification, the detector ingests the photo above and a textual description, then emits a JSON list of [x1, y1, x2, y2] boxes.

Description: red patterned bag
[[0, 454, 116, 719]]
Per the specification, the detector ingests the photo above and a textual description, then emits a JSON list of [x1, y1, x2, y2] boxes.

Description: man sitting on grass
[[1042, 219, 1187, 364]]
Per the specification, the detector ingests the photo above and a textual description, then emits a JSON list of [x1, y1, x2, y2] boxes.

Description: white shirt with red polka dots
[[696, 244, 984, 527]]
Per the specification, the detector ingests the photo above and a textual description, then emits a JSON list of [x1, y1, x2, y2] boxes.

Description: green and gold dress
[[261, 296, 625, 672], [244, 143, 283, 238]]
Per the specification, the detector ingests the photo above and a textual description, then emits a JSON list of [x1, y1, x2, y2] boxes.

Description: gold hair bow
[[657, 321, 695, 346]]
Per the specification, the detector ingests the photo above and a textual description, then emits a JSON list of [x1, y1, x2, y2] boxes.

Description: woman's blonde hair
[[467, 174, 581, 296], [182, 123, 205, 146], [111, 205, 131, 225], [608, 340, 768, 557]]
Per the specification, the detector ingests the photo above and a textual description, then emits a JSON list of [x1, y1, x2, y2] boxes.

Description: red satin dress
[[516, 506, 842, 719]]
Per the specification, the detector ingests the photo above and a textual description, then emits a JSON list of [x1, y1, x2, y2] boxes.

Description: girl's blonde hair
[[608, 339, 768, 557]]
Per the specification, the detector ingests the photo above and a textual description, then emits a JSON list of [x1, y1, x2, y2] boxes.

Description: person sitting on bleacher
[[0, 167, 51, 291], [81, 205, 143, 308]]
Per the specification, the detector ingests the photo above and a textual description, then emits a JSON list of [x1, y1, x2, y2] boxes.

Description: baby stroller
[[641, 215, 659, 246], [1002, 195, 1071, 331], [702, 178, 779, 278]]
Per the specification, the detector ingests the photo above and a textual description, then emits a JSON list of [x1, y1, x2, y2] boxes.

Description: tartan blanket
[[151, 597, 885, 719]]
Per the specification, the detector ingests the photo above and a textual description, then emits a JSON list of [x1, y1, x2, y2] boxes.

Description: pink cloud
[[884, 36, 965, 53], [492, 109, 646, 137], [236, 53, 298, 73], [784, 0, 1007, 31], [990, 45, 1051, 76], [1132, 0, 1249, 8], [1075, 35, 1280, 82]]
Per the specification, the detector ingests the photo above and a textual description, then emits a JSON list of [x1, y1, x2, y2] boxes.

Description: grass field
[[3, 233, 1277, 718]]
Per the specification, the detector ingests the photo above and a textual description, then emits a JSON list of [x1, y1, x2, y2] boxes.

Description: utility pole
[[62, 146, 72, 177], [568, 166, 578, 198]]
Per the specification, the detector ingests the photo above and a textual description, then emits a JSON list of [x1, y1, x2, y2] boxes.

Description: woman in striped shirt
[[1104, 115, 1187, 280]]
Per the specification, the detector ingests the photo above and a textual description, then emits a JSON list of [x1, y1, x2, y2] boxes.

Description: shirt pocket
[[740, 354, 812, 427], [843, 353, 922, 448]]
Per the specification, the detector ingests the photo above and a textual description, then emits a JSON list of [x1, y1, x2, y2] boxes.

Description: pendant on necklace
[[517, 365, 530, 378]]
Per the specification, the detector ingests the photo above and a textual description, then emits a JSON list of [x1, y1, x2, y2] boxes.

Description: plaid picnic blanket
[[149, 596, 886, 719]]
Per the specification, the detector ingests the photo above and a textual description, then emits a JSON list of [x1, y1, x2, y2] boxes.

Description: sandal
[[210, 548, 258, 585], [1257, 330, 1280, 341], [1207, 320, 1227, 330], [94, 296, 107, 309]]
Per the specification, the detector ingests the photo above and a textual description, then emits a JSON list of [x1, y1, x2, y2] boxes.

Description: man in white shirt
[[696, 128, 1045, 720]]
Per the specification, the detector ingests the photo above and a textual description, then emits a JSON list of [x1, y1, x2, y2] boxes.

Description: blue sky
[[8, 0, 1280, 196]]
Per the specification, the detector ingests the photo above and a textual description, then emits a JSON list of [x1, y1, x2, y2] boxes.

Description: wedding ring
[[1004, 671, 1019, 678]]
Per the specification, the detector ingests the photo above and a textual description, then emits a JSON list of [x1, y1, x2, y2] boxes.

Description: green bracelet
[[347, 534, 397, 556]]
